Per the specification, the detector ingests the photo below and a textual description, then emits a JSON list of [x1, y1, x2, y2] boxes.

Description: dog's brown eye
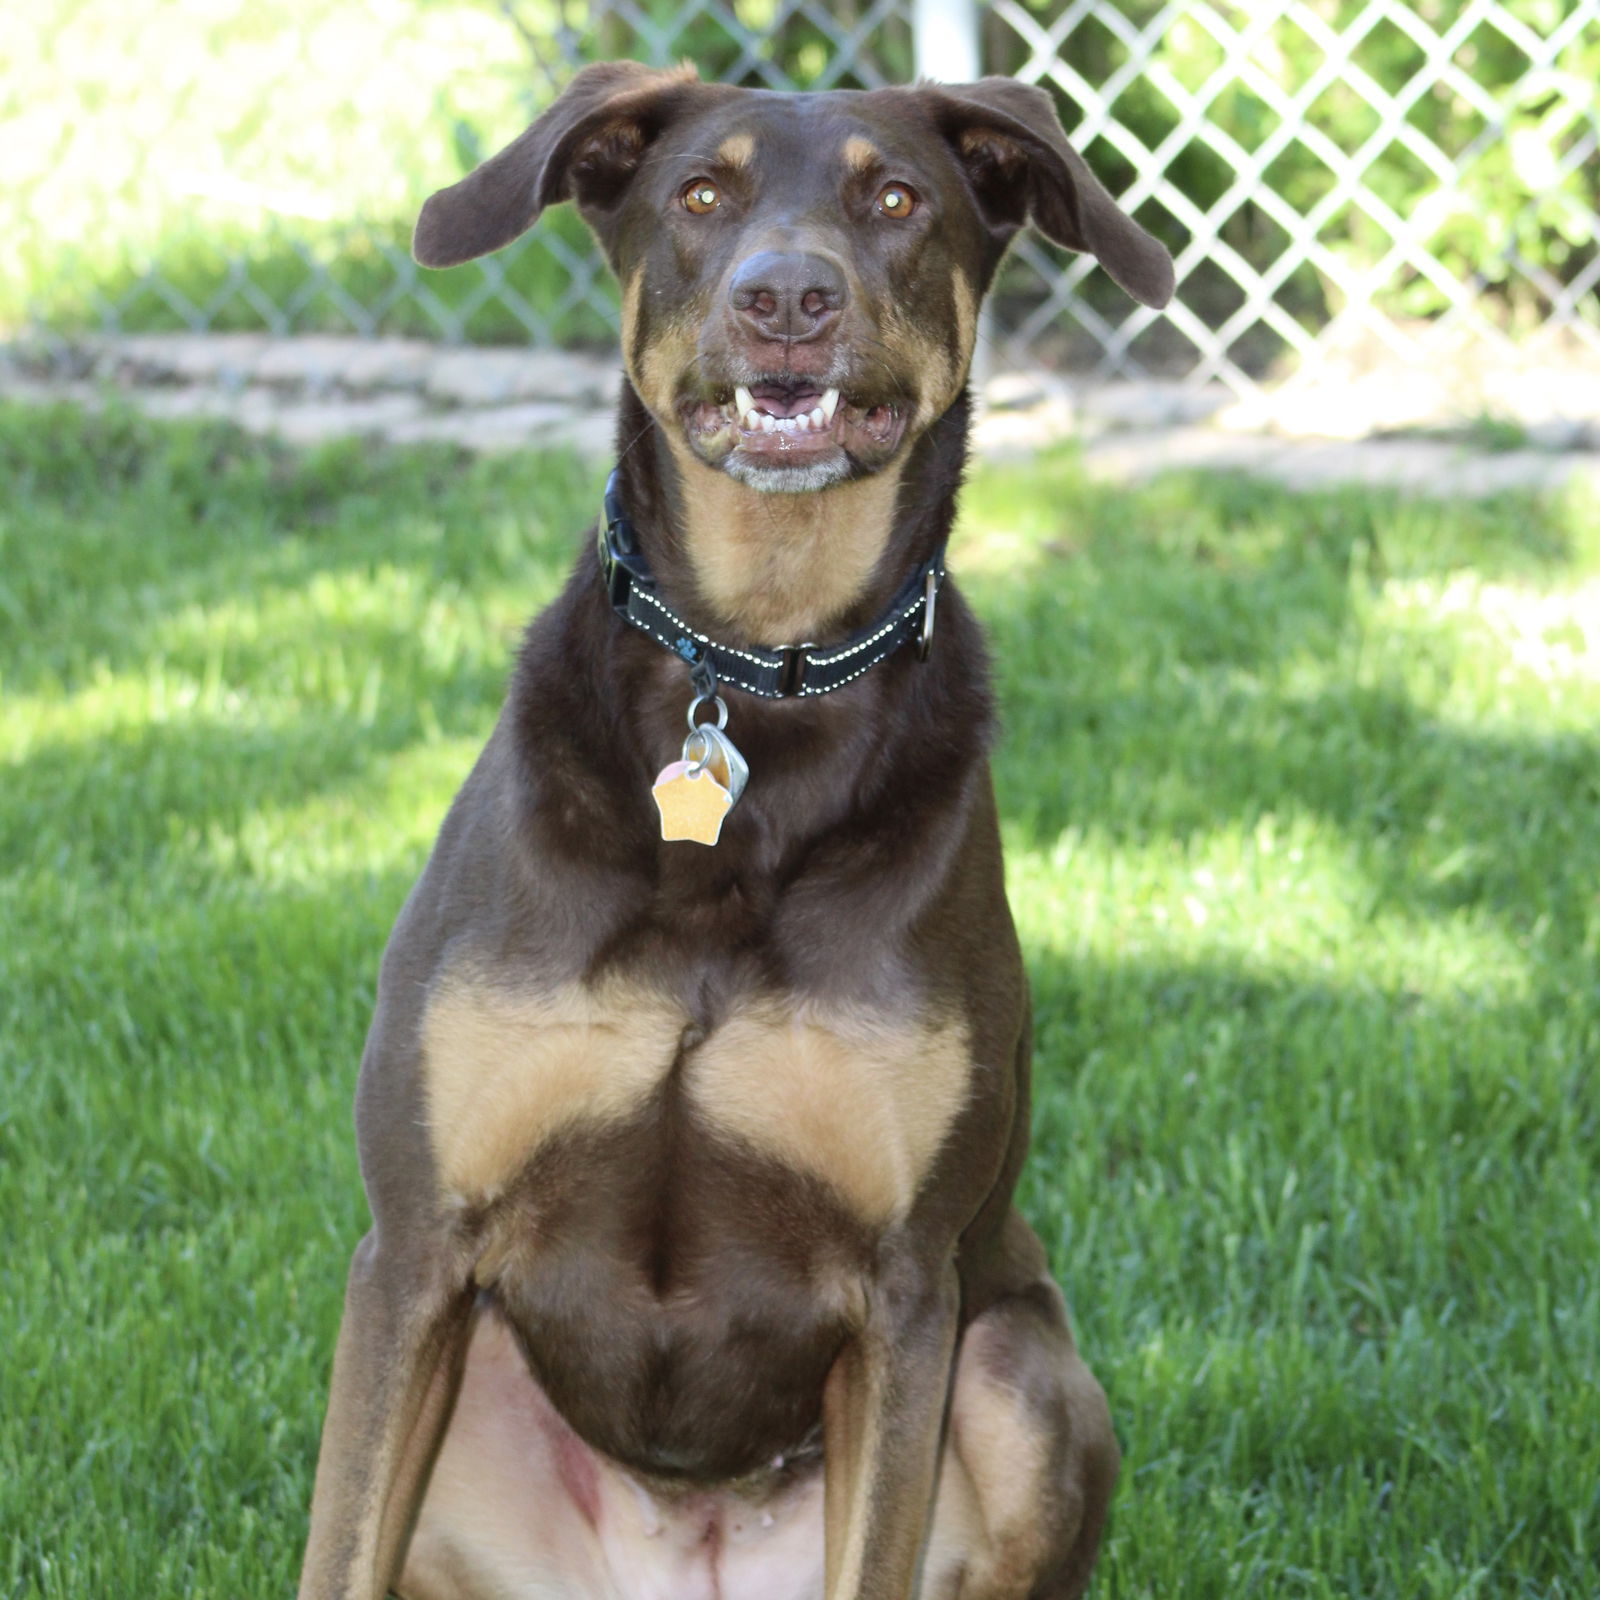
[[875, 182, 918, 219], [682, 180, 721, 215]]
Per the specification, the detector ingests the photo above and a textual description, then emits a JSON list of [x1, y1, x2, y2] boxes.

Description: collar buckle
[[777, 644, 812, 697], [916, 568, 940, 662], [599, 471, 644, 610], [599, 530, 630, 609]]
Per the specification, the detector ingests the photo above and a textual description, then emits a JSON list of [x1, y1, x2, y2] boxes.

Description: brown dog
[[298, 61, 1172, 1600]]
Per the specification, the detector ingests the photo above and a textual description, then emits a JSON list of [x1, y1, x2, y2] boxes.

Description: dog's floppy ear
[[414, 61, 703, 269], [929, 78, 1175, 309]]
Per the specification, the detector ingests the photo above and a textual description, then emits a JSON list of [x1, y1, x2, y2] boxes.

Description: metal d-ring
[[916, 570, 939, 661], [686, 693, 729, 732], [682, 728, 710, 777]]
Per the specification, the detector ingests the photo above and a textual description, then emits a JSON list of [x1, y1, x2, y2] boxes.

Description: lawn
[[5, 0, 612, 346], [1, 401, 1596, 1597]]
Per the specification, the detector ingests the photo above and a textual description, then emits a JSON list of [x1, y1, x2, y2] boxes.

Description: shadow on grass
[[1, 401, 602, 696], [998, 677, 1600, 945], [3, 704, 469, 884], [966, 463, 1599, 963]]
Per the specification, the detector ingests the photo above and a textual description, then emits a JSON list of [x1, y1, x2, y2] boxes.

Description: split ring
[[686, 694, 729, 732]]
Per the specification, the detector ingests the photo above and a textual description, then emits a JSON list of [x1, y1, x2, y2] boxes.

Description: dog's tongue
[[749, 383, 821, 419]]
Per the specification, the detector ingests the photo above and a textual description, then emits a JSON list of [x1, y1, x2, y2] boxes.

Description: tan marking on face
[[422, 973, 688, 1203], [668, 434, 906, 639], [622, 265, 704, 419], [715, 131, 755, 169], [880, 308, 945, 434], [842, 136, 882, 174], [952, 271, 978, 378], [880, 270, 978, 435], [621, 264, 644, 331], [621, 265, 646, 384], [688, 999, 970, 1225]]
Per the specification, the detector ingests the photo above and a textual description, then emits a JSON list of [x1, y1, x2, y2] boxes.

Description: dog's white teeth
[[734, 393, 834, 433]]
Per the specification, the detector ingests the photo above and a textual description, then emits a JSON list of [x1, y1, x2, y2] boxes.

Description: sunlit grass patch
[[2, 406, 1596, 1596], [4, 0, 614, 343]]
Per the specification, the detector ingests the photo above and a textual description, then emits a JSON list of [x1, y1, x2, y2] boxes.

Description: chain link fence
[[7, 0, 1598, 393]]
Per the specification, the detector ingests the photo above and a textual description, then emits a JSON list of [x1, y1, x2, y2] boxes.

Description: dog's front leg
[[823, 1257, 961, 1600], [298, 1230, 475, 1600]]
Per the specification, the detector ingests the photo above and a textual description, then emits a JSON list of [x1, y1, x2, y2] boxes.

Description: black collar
[[596, 468, 945, 699]]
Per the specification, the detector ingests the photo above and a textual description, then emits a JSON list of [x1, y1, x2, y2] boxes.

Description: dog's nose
[[728, 251, 847, 343]]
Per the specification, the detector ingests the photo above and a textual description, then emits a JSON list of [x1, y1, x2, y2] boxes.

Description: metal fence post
[[912, 0, 980, 82], [912, 0, 996, 395]]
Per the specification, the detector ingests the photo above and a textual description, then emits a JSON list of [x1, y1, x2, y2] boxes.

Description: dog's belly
[[400, 1303, 827, 1600], [479, 1110, 859, 1482]]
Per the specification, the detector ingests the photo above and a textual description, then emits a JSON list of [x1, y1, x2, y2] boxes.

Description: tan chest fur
[[421, 971, 972, 1225]]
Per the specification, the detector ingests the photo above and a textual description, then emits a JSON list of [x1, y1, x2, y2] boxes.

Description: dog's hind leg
[[299, 1230, 476, 1600], [820, 1259, 963, 1600], [920, 1215, 1119, 1600]]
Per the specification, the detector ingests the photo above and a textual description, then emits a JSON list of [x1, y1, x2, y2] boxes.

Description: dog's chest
[[419, 969, 971, 1227]]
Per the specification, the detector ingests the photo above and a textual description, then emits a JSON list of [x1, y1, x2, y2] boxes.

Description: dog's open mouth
[[681, 379, 907, 476]]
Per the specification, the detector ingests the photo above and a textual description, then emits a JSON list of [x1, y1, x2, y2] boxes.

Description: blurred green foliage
[[986, 0, 1600, 328]]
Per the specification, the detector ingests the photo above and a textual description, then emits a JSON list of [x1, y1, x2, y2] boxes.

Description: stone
[[1080, 426, 1286, 482], [232, 391, 287, 432], [385, 401, 572, 451], [983, 370, 1068, 412], [1076, 380, 1230, 432], [425, 348, 618, 409], [1216, 367, 1457, 440], [1524, 418, 1589, 453], [539, 409, 619, 464], [6, 331, 1596, 501], [135, 387, 245, 421], [107, 332, 270, 386], [0, 375, 101, 409], [1079, 432, 1590, 500], [337, 339, 440, 392], [267, 394, 426, 445], [971, 397, 1077, 460], [253, 335, 369, 392]]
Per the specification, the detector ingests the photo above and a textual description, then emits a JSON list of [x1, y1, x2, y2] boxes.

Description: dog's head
[[416, 63, 1173, 494]]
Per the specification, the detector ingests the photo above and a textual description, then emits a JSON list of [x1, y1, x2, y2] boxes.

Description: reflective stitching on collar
[[806, 590, 928, 667], [601, 467, 942, 698]]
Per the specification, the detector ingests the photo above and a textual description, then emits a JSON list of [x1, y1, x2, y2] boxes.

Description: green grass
[[4, 0, 615, 345], [2, 402, 1597, 1597]]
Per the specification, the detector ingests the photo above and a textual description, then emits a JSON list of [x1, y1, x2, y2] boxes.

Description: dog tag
[[685, 724, 749, 806], [652, 759, 734, 845]]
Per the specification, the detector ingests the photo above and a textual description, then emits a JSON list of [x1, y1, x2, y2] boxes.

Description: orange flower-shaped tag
[[651, 759, 733, 845]]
